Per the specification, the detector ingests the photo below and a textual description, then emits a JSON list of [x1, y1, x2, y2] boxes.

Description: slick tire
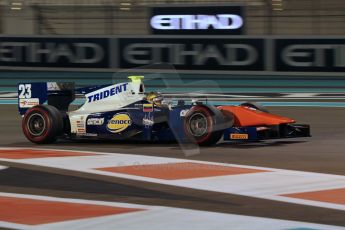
[[184, 106, 224, 146], [240, 101, 269, 113], [22, 105, 63, 144]]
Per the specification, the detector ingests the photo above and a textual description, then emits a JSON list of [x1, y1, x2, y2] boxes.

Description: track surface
[[0, 105, 345, 227]]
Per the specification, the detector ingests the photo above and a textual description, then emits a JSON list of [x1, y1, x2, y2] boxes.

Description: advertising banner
[[118, 38, 264, 71], [150, 6, 245, 35], [0, 36, 345, 74], [275, 38, 345, 72], [0, 37, 109, 68]]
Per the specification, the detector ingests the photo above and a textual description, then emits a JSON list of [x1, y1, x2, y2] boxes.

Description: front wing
[[224, 124, 311, 141]]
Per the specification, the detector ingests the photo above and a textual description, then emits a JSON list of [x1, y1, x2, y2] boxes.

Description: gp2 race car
[[18, 76, 310, 146]]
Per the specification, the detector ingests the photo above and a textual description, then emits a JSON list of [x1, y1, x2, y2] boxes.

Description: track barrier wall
[[0, 36, 344, 73], [0, 36, 345, 105]]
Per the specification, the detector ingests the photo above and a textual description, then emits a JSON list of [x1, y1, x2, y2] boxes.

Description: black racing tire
[[184, 106, 224, 146], [22, 105, 64, 144], [240, 101, 269, 113]]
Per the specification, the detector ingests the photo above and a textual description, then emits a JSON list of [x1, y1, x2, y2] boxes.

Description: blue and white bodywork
[[18, 76, 194, 143]]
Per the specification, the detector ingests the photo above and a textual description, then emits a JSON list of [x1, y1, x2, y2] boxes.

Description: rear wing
[[18, 82, 75, 115]]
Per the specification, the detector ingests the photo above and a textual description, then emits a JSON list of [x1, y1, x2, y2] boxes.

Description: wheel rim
[[27, 113, 46, 136], [188, 113, 208, 137]]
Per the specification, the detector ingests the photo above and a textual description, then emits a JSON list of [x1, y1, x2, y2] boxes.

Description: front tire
[[184, 106, 224, 146], [22, 105, 63, 144]]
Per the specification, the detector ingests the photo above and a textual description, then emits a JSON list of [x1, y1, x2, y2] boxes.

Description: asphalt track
[[0, 104, 345, 228]]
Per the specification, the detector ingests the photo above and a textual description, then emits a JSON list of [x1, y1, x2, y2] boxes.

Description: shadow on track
[[5, 138, 308, 151]]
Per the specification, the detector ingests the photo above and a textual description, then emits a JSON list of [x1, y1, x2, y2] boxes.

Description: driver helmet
[[146, 91, 163, 106]]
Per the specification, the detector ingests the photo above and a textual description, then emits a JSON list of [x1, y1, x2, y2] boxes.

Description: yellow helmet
[[146, 91, 163, 105]]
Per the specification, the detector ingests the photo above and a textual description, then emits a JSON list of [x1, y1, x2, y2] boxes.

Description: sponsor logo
[[150, 14, 243, 30], [0, 41, 105, 66], [143, 103, 153, 112], [47, 82, 60, 91], [19, 98, 39, 108], [230, 133, 248, 139], [123, 42, 258, 67], [281, 44, 345, 68], [77, 128, 86, 134], [76, 120, 85, 130], [107, 113, 132, 133], [76, 132, 97, 137], [87, 118, 104, 125], [84, 133, 98, 137], [180, 109, 189, 117], [143, 114, 154, 127], [256, 126, 269, 131], [87, 83, 128, 103]]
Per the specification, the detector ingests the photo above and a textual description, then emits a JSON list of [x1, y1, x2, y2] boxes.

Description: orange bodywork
[[218, 105, 295, 127]]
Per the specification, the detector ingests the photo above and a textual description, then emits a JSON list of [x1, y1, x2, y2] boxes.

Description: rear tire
[[22, 105, 63, 144], [184, 106, 224, 146]]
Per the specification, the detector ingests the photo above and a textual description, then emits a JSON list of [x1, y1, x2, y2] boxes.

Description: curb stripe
[[96, 162, 269, 180], [282, 188, 345, 205]]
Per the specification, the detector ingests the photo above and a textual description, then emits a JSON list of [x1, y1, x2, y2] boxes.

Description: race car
[[18, 76, 310, 146]]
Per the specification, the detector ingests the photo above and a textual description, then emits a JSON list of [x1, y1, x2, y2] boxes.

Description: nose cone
[[218, 106, 296, 127], [264, 115, 295, 125]]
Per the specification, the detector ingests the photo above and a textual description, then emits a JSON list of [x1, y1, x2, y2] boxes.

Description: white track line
[[0, 165, 8, 170]]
